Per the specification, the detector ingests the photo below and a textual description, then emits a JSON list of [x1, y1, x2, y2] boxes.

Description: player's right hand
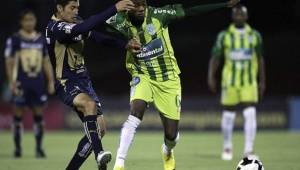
[[208, 78, 217, 93], [126, 38, 142, 54], [116, 0, 135, 12], [227, 0, 240, 7], [10, 81, 21, 96], [47, 81, 55, 95]]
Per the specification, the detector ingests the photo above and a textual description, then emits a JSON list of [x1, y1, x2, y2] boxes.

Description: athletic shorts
[[13, 81, 47, 107], [55, 78, 102, 121], [221, 85, 258, 106], [130, 74, 181, 120]]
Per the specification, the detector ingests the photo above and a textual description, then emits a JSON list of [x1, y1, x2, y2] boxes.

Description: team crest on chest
[[146, 24, 156, 36], [248, 35, 253, 43]]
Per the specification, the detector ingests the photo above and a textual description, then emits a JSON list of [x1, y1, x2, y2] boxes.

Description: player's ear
[[57, 4, 63, 13]]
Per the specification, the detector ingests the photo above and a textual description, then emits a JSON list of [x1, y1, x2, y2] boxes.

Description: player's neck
[[20, 29, 37, 39], [234, 23, 246, 29], [55, 13, 63, 21]]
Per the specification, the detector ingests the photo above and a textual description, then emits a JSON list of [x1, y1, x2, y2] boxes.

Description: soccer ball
[[236, 155, 264, 170]]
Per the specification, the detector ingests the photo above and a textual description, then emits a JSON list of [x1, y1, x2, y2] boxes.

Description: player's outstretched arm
[[184, 0, 240, 17], [55, 0, 135, 41], [89, 31, 127, 48], [72, 0, 134, 34], [89, 31, 141, 52]]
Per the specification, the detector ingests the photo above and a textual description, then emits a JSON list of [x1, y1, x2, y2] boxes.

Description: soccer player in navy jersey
[[45, 0, 139, 169], [4, 10, 55, 158]]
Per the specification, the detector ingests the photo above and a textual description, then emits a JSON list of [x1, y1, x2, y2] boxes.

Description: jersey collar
[[229, 23, 252, 34]]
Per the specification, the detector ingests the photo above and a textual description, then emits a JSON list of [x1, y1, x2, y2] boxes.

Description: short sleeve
[[4, 36, 19, 58], [254, 30, 263, 57], [211, 31, 226, 58]]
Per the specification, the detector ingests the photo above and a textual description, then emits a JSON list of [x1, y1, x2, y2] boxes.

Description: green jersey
[[212, 24, 263, 88], [106, 4, 185, 81]]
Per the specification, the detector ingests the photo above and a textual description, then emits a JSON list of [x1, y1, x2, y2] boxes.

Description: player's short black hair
[[132, 0, 147, 6], [19, 9, 35, 21], [232, 4, 248, 14], [54, 0, 77, 13]]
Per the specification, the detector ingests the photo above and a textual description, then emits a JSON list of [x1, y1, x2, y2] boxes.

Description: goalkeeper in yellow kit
[[106, 0, 240, 169]]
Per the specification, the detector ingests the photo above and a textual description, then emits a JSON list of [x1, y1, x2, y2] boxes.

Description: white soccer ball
[[236, 155, 264, 170]]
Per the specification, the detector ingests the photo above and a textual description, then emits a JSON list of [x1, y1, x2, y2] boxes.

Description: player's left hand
[[126, 38, 142, 54], [47, 82, 55, 95], [227, 0, 240, 7]]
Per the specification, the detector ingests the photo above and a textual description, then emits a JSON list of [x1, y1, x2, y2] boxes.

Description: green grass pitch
[[0, 131, 299, 170]]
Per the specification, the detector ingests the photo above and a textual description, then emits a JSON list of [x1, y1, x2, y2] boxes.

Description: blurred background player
[[106, 0, 240, 169], [46, 0, 138, 169], [208, 5, 266, 160], [4, 9, 55, 158]]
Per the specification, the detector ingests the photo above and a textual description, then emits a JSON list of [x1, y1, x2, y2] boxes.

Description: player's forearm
[[208, 57, 220, 80], [43, 58, 55, 85], [90, 31, 126, 49], [258, 57, 266, 84], [72, 6, 117, 36], [184, 2, 228, 17], [5, 59, 14, 84]]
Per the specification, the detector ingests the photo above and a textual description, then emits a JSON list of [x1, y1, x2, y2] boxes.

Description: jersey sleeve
[[106, 13, 129, 37], [211, 31, 226, 58], [254, 30, 264, 57], [152, 4, 185, 26], [88, 31, 126, 49], [4, 36, 19, 58], [51, 21, 81, 42], [52, 5, 117, 42]]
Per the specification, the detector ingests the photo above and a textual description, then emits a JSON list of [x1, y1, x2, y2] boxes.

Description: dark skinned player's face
[[232, 9, 248, 27], [21, 13, 36, 33], [129, 1, 146, 21]]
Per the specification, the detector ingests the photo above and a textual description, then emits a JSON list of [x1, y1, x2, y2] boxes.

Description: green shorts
[[130, 74, 181, 120], [221, 85, 258, 106]]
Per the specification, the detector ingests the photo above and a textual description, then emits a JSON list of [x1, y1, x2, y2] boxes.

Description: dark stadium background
[[0, 0, 299, 131]]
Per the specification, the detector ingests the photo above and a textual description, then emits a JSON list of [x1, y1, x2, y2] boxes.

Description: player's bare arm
[[208, 57, 221, 93], [43, 56, 55, 95], [258, 57, 266, 99]]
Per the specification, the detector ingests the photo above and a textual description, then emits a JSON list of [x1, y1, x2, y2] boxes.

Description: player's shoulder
[[251, 28, 262, 38], [148, 4, 182, 16], [216, 30, 228, 39], [106, 12, 128, 31], [48, 16, 76, 34], [106, 12, 126, 24], [6, 32, 21, 45]]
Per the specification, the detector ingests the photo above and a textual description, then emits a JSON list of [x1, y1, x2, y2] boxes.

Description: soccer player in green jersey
[[106, 0, 240, 169], [208, 5, 266, 160]]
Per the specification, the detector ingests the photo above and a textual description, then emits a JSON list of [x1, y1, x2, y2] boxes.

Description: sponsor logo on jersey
[[229, 49, 253, 61], [136, 38, 164, 59], [154, 9, 177, 15], [58, 22, 76, 34], [20, 42, 43, 49]]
